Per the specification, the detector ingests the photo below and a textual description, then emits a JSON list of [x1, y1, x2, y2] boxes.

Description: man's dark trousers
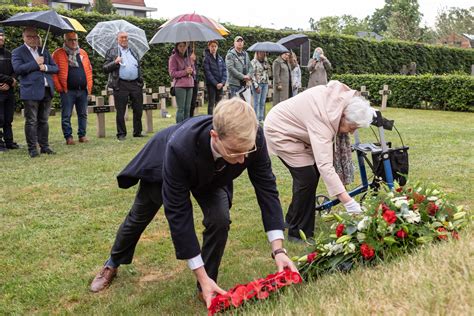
[[113, 79, 143, 138], [110, 181, 230, 282], [23, 88, 52, 152], [0, 90, 15, 147]]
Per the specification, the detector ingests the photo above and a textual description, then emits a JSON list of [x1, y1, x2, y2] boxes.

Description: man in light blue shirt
[[103, 32, 144, 141]]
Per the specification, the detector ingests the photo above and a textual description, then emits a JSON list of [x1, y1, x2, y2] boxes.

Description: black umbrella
[[1, 10, 74, 53], [247, 42, 289, 53], [277, 34, 309, 49]]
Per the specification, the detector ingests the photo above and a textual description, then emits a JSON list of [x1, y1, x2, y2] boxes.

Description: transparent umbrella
[[86, 19, 149, 60]]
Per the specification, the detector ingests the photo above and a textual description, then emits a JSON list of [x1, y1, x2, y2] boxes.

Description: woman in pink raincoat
[[264, 81, 375, 242]]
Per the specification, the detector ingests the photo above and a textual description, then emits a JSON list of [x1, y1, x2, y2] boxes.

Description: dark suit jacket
[[117, 116, 284, 260], [11, 44, 58, 101], [103, 46, 143, 90]]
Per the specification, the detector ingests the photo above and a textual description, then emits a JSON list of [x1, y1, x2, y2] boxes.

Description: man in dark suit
[[103, 31, 143, 141], [90, 98, 297, 307], [12, 27, 58, 157], [0, 27, 19, 152]]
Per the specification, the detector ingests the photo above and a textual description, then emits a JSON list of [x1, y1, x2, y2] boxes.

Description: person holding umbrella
[[249, 51, 271, 124], [168, 42, 195, 123], [103, 31, 144, 141], [12, 27, 58, 158]]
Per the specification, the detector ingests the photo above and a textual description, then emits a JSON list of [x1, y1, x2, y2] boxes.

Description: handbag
[[170, 86, 175, 96], [371, 146, 409, 186]]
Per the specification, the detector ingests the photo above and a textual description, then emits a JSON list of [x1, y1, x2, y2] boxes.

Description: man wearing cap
[[0, 28, 19, 152], [225, 36, 253, 98], [12, 27, 58, 158], [52, 32, 93, 145]]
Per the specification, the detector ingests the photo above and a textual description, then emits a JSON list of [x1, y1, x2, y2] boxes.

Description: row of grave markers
[[30, 83, 391, 138]]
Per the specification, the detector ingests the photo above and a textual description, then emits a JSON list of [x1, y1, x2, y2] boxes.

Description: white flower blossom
[[403, 210, 421, 224], [357, 216, 371, 231], [357, 232, 366, 242], [427, 196, 438, 202], [388, 225, 395, 233], [324, 242, 344, 256], [345, 243, 356, 254], [394, 199, 409, 209]]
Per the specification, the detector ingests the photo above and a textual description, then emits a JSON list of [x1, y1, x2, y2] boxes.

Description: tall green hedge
[[333, 74, 474, 112], [1, 5, 473, 97]]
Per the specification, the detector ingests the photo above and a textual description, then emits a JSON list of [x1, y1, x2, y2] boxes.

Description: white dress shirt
[[25, 43, 48, 87]]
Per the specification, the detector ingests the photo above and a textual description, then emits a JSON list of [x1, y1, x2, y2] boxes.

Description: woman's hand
[[343, 198, 362, 215]]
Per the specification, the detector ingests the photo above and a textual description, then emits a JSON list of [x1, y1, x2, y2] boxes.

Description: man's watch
[[271, 248, 287, 259]]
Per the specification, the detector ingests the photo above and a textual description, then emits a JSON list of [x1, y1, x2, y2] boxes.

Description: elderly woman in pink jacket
[[264, 81, 375, 243]]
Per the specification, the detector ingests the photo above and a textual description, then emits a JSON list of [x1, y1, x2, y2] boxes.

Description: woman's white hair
[[344, 96, 376, 128]]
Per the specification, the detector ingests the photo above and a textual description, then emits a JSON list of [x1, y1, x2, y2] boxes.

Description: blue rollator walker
[[315, 110, 409, 213]]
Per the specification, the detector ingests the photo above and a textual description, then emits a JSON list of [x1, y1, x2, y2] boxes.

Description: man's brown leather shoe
[[79, 136, 89, 143], [66, 137, 75, 145], [90, 266, 117, 293]]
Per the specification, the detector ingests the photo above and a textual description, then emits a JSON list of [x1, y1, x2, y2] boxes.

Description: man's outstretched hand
[[194, 266, 227, 307], [275, 253, 299, 273]]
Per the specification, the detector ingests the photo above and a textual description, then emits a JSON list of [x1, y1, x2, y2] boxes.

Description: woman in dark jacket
[[203, 40, 227, 115]]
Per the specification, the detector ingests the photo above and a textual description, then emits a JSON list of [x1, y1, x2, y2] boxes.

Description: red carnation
[[307, 252, 317, 263], [360, 243, 375, 260], [437, 227, 448, 240], [451, 231, 460, 240], [381, 203, 391, 213], [383, 210, 397, 225], [427, 202, 439, 216], [396, 187, 403, 193], [335, 224, 345, 237], [396, 229, 408, 239]]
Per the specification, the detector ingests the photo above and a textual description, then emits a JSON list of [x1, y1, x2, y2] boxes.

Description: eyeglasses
[[218, 138, 257, 158], [66, 39, 78, 42], [25, 35, 39, 39]]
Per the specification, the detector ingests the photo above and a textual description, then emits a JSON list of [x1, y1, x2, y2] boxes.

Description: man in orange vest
[[52, 32, 93, 145]]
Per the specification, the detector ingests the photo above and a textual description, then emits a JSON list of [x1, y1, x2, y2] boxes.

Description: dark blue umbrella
[[277, 34, 308, 49], [247, 42, 289, 53], [1, 10, 74, 53]]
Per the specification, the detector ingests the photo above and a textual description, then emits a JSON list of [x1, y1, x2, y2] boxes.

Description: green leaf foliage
[[333, 73, 474, 112]]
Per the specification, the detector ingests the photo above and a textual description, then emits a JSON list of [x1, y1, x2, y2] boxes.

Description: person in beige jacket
[[307, 47, 331, 88], [264, 81, 375, 242], [272, 52, 292, 106]]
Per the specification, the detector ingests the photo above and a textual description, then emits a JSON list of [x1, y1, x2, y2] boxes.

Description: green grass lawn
[[1, 105, 473, 314]]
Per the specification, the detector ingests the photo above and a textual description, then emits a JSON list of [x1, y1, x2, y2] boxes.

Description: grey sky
[[148, 0, 472, 31]]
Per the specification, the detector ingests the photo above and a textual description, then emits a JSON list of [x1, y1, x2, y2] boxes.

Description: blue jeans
[[60, 90, 88, 139], [251, 83, 268, 122]]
